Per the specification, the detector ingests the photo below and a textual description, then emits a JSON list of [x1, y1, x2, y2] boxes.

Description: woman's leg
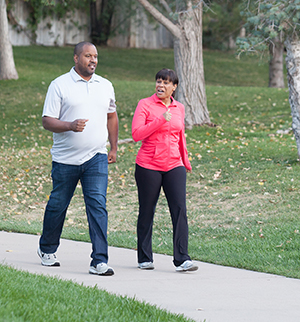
[[162, 166, 191, 267], [135, 164, 162, 263]]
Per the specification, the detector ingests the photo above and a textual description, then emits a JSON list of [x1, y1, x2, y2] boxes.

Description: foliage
[[7, 0, 138, 46], [90, 0, 137, 45], [0, 46, 299, 279], [7, 0, 89, 43], [0, 265, 192, 322], [237, 0, 300, 54], [202, 0, 244, 50]]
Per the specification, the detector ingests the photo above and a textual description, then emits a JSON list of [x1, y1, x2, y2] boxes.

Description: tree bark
[[285, 35, 300, 160], [0, 0, 18, 80], [90, 0, 117, 45], [269, 38, 285, 88], [175, 2, 209, 129], [136, 0, 210, 128]]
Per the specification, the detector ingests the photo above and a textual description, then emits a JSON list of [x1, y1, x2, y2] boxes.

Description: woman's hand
[[163, 108, 172, 122]]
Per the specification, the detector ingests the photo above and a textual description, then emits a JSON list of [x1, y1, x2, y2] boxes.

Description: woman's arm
[[178, 104, 192, 171], [131, 100, 167, 142]]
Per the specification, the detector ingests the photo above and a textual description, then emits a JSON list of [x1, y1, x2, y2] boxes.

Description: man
[[37, 41, 118, 276]]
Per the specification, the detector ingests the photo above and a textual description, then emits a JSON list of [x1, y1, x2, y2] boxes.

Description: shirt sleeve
[[131, 98, 167, 142], [178, 105, 192, 171], [42, 81, 62, 118], [108, 84, 117, 113]]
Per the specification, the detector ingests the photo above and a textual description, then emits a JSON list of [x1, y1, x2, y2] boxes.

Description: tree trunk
[[90, 0, 117, 45], [285, 36, 300, 160], [136, 0, 210, 128], [0, 0, 18, 80], [269, 38, 284, 88], [174, 2, 209, 129]]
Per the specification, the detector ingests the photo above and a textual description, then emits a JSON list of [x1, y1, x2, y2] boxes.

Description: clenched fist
[[163, 109, 172, 122], [70, 119, 89, 132]]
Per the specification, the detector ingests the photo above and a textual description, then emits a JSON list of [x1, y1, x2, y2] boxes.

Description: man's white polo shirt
[[42, 67, 116, 165]]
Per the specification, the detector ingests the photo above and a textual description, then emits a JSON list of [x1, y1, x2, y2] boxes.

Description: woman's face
[[155, 78, 177, 101]]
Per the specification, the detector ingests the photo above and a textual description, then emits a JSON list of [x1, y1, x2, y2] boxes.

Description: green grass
[[0, 265, 192, 322], [0, 45, 299, 321]]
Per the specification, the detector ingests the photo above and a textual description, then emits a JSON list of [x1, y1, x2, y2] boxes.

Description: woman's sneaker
[[138, 262, 155, 270], [89, 263, 114, 276], [176, 260, 198, 272], [37, 248, 60, 267]]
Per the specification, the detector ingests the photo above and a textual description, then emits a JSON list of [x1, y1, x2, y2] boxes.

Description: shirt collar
[[70, 67, 99, 83]]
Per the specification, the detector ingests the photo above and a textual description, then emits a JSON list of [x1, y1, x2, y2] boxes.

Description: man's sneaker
[[176, 260, 198, 272], [37, 248, 60, 267], [138, 262, 155, 270], [89, 263, 114, 276]]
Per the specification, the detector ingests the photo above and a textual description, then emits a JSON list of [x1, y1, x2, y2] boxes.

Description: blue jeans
[[39, 153, 109, 266]]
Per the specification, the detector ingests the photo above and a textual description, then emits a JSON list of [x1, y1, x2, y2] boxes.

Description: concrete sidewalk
[[0, 231, 299, 322]]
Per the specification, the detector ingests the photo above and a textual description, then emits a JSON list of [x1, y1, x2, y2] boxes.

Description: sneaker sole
[[37, 249, 60, 267], [41, 262, 60, 267], [89, 268, 114, 276], [176, 265, 198, 272], [138, 265, 155, 270]]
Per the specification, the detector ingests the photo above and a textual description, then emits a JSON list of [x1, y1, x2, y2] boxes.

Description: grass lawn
[[0, 45, 299, 320], [0, 265, 192, 322]]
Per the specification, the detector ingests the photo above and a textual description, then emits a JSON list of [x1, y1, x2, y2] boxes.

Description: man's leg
[[39, 161, 79, 254], [81, 154, 109, 267]]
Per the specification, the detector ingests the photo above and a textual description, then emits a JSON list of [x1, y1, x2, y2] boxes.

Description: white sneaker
[[138, 262, 155, 270], [89, 263, 114, 276], [176, 260, 198, 272], [37, 248, 60, 267]]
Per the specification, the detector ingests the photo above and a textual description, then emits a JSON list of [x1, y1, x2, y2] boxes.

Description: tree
[[90, 0, 117, 45], [0, 0, 18, 80], [268, 37, 284, 88], [203, 0, 244, 50], [237, 0, 300, 159], [90, 0, 136, 46], [136, 0, 211, 129]]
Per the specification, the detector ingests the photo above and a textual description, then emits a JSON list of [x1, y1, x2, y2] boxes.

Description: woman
[[132, 68, 198, 272]]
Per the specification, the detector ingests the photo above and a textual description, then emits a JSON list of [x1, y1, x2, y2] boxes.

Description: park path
[[1, 231, 299, 322]]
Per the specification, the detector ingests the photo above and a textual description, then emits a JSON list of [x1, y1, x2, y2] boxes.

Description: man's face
[[74, 44, 98, 80]]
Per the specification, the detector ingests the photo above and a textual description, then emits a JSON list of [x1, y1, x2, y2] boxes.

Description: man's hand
[[107, 150, 117, 164], [70, 119, 89, 132], [42, 116, 89, 133]]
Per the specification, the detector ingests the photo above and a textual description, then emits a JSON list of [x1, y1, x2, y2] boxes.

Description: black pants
[[135, 164, 191, 267]]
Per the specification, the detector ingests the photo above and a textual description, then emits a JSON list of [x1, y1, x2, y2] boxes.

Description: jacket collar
[[152, 93, 177, 107]]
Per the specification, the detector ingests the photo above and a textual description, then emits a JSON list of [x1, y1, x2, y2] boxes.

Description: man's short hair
[[74, 42, 94, 56]]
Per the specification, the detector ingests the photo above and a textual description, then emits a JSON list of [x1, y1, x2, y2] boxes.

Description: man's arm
[[42, 116, 89, 133], [107, 112, 119, 164]]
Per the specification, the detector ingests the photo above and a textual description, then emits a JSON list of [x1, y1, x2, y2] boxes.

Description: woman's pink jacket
[[132, 94, 192, 172]]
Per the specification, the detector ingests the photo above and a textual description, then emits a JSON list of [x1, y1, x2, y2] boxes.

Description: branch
[[7, 10, 33, 42], [106, 138, 134, 146], [237, 36, 271, 59], [136, 0, 181, 38], [159, 0, 172, 15]]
